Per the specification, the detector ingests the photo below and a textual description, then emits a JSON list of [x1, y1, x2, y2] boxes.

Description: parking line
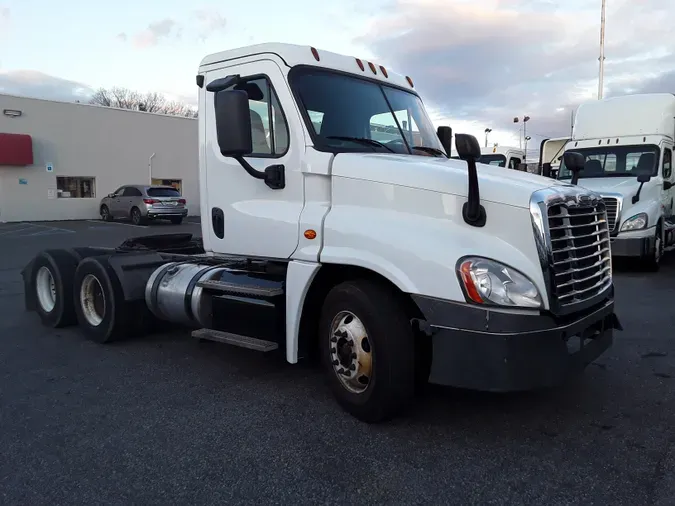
[[86, 220, 149, 229]]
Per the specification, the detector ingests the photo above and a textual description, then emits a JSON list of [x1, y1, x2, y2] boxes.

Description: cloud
[[120, 10, 226, 47], [193, 9, 226, 41], [132, 18, 178, 48], [0, 70, 94, 102], [0, 6, 9, 30], [358, 0, 675, 146]]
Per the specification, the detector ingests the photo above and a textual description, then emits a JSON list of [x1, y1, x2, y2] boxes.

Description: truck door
[[203, 59, 304, 259], [661, 145, 673, 219]]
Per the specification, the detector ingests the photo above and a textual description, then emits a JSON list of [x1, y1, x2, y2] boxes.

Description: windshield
[[147, 187, 181, 197], [478, 154, 507, 167], [558, 144, 660, 179], [289, 68, 445, 156]]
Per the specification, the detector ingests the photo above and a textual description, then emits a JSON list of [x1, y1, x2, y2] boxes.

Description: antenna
[[598, 0, 606, 100]]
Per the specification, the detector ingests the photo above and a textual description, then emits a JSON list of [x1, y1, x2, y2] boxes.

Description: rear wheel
[[130, 207, 146, 226], [30, 250, 79, 327], [170, 216, 183, 225], [73, 256, 129, 343], [100, 205, 113, 222], [319, 279, 415, 423]]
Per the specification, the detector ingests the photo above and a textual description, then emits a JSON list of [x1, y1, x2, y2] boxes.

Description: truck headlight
[[620, 213, 648, 232], [457, 257, 542, 308]]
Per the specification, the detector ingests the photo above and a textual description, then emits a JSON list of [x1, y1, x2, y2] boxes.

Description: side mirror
[[455, 133, 481, 161], [542, 162, 552, 178], [664, 181, 673, 190], [436, 126, 453, 157], [637, 173, 652, 183], [563, 151, 585, 185], [107, 193, 115, 198], [214, 89, 253, 157]]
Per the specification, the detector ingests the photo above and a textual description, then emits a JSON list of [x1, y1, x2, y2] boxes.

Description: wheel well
[[297, 264, 425, 360]]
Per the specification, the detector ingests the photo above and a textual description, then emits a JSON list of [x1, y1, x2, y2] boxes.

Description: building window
[[56, 177, 96, 198]]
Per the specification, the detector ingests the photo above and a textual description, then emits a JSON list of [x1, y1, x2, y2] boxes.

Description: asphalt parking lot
[[1, 219, 674, 505]]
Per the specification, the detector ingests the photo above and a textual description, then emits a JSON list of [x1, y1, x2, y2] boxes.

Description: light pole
[[598, 0, 606, 99], [484, 128, 492, 148], [513, 115, 531, 160], [524, 136, 531, 164]]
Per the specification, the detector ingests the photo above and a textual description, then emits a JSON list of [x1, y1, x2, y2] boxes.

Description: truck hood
[[572, 176, 640, 195], [331, 153, 570, 208]]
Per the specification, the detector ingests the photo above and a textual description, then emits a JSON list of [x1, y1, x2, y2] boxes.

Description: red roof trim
[[0, 133, 34, 166]]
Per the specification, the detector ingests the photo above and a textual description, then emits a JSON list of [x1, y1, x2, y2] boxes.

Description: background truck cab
[[556, 93, 675, 270], [479, 145, 524, 170]]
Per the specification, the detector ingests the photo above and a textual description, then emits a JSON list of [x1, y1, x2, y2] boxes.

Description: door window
[[223, 77, 290, 157], [122, 187, 142, 197], [663, 148, 672, 179]]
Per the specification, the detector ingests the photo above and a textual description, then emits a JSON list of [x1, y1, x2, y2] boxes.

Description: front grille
[[602, 197, 619, 231], [545, 197, 612, 308]]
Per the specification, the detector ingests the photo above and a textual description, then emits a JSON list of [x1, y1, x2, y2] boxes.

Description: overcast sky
[[1, 0, 673, 157]]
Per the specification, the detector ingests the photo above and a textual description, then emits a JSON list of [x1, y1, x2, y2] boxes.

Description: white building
[[0, 94, 198, 222]]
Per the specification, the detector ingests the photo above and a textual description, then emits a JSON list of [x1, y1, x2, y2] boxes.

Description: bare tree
[[89, 86, 197, 118]]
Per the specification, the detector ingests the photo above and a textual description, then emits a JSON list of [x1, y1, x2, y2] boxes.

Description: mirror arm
[[632, 182, 644, 204], [570, 170, 581, 185], [462, 158, 487, 227], [234, 156, 285, 190]]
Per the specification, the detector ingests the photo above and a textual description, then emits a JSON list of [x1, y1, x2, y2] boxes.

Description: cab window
[[663, 148, 672, 179]]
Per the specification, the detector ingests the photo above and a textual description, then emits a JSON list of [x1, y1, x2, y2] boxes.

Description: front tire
[[100, 205, 113, 222], [319, 279, 415, 423], [642, 223, 663, 271]]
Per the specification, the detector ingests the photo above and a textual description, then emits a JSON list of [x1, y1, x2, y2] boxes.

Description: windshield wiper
[[325, 136, 395, 153], [411, 146, 446, 157]]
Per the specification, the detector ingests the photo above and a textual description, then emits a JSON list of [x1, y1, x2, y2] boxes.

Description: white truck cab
[[540, 137, 569, 178], [479, 145, 525, 170], [557, 93, 675, 269], [21, 43, 621, 423]]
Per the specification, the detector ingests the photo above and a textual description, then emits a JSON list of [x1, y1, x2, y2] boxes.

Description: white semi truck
[[21, 43, 621, 423], [552, 93, 675, 270]]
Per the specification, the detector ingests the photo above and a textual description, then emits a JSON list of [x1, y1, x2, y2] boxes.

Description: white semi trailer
[[21, 43, 621, 423]]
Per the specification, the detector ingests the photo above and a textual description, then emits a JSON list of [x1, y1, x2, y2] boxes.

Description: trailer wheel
[[73, 256, 130, 343], [319, 279, 415, 423], [31, 250, 79, 327]]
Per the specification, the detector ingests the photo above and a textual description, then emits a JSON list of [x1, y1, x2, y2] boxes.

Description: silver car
[[99, 184, 188, 225]]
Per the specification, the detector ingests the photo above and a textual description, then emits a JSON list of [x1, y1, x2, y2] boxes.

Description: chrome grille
[[545, 196, 612, 308], [602, 197, 619, 232]]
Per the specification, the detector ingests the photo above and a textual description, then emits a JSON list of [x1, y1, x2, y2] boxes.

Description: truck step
[[192, 328, 279, 352], [196, 279, 284, 298]]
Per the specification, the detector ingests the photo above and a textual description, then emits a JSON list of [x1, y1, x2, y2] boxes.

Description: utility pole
[[513, 115, 530, 159], [484, 128, 492, 148], [598, 0, 606, 99]]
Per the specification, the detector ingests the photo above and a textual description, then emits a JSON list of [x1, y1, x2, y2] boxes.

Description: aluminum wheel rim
[[35, 266, 56, 313], [80, 274, 106, 327], [101, 207, 109, 219], [329, 311, 373, 394]]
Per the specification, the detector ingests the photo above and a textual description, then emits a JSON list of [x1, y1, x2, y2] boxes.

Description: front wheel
[[319, 279, 415, 423], [100, 205, 113, 222], [641, 223, 663, 271]]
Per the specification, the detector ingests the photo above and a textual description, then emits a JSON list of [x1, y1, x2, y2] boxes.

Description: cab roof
[[199, 42, 416, 93]]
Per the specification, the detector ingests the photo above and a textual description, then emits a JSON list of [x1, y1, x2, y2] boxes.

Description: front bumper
[[412, 294, 620, 392], [610, 230, 655, 257]]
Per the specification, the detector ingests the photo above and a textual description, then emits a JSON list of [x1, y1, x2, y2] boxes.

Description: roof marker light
[[379, 65, 388, 78], [405, 76, 414, 87], [355, 58, 365, 71], [311, 47, 320, 61], [368, 61, 377, 74]]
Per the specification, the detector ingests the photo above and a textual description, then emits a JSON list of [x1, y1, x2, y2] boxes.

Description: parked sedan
[[99, 184, 188, 225]]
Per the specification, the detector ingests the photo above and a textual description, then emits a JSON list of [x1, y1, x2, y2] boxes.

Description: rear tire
[[170, 216, 183, 225], [30, 250, 79, 328], [130, 207, 146, 226], [319, 279, 415, 423], [73, 256, 132, 343]]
